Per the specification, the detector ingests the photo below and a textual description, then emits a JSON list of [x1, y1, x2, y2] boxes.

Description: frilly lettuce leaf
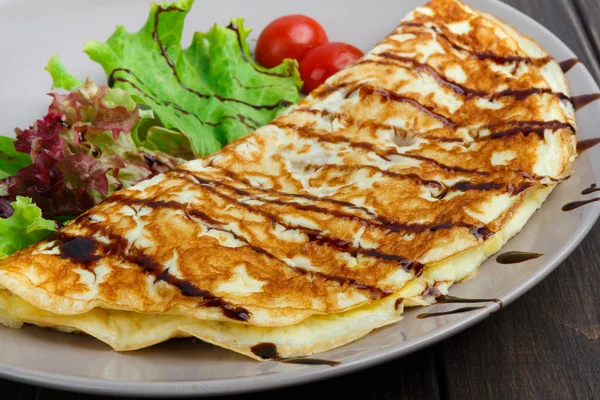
[[132, 116, 195, 160], [83, 0, 301, 156], [0, 79, 185, 218], [0, 196, 57, 258], [45, 55, 83, 91]]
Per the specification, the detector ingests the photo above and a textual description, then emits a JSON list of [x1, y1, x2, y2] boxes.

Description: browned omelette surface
[[0, 0, 577, 355]]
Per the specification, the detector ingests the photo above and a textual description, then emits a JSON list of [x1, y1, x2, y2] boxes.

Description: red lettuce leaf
[[0, 79, 185, 218]]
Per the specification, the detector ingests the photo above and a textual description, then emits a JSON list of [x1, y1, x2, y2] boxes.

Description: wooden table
[[2, 0, 599, 398]]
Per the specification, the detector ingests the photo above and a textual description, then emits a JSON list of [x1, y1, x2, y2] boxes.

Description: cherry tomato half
[[299, 42, 364, 94], [255, 15, 328, 68]]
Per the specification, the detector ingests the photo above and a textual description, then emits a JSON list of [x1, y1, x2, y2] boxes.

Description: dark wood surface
[[574, 0, 600, 65], [2, 0, 599, 399]]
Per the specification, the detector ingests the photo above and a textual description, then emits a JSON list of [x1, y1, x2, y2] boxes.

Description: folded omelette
[[0, 0, 577, 360]]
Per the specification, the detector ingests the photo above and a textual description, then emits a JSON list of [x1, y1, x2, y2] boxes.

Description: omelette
[[0, 0, 577, 361]]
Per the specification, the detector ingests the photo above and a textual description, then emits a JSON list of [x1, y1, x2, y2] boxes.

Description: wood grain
[[574, 0, 600, 66]]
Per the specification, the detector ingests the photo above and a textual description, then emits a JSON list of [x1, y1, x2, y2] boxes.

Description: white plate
[[0, 0, 599, 397]]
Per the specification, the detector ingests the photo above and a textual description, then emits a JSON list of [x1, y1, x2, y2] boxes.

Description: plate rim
[[0, 0, 599, 397]]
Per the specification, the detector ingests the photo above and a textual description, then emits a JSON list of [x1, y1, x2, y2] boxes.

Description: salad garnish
[[0, 79, 182, 219], [82, 0, 301, 156], [0, 0, 304, 257], [0, 197, 57, 259]]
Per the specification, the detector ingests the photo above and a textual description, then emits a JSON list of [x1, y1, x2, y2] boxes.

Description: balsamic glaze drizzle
[[151, 6, 290, 111], [214, 165, 381, 218], [487, 121, 574, 139], [437, 295, 503, 309], [107, 5, 293, 133], [106, 193, 391, 299], [572, 94, 600, 111], [250, 342, 340, 366], [178, 168, 493, 248], [58, 236, 101, 264], [108, 71, 255, 130], [470, 226, 495, 241], [349, 83, 456, 127], [287, 113, 565, 188], [559, 58, 581, 73], [577, 138, 600, 154], [276, 118, 485, 176], [496, 251, 543, 264], [226, 23, 291, 79], [398, 21, 552, 67], [395, 298, 404, 310], [373, 52, 487, 98], [416, 306, 487, 319], [562, 182, 600, 211], [562, 198, 600, 211], [176, 169, 427, 277], [56, 229, 251, 322], [581, 184, 600, 195], [79, 12, 591, 326], [371, 52, 570, 103]]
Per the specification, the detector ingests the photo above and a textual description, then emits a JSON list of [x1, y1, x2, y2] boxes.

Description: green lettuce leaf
[[83, 0, 302, 156], [0, 196, 57, 258], [0, 137, 32, 179], [45, 55, 83, 90], [132, 119, 195, 160]]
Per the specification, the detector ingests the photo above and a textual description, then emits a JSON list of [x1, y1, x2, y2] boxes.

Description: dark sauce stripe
[[487, 121, 574, 139], [273, 118, 485, 176], [361, 85, 455, 127], [493, 88, 571, 103], [272, 117, 395, 161], [398, 22, 551, 66], [108, 73, 253, 132], [213, 166, 381, 218], [108, 68, 149, 89], [496, 251, 543, 264], [437, 295, 503, 309], [226, 23, 290, 79], [562, 197, 600, 211], [106, 194, 390, 299], [300, 162, 450, 199], [581, 184, 600, 195], [559, 58, 580, 73], [178, 168, 487, 242], [374, 53, 488, 98], [452, 181, 532, 195], [56, 230, 251, 322], [416, 306, 487, 319], [233, 76, 292, 90], [572, 94, 600, 111], [175, 169, 427, 276], [250, 342, 340, 366], [577, 138, 600, 154], [481, 120, 575, 140], [272, 120, 537, 197], [291, 110, 562, 184], [149, 6, 292, 112], [359, 55, 570, 103], [270, 120, 451, 184], [312, 81, 455, 127]]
